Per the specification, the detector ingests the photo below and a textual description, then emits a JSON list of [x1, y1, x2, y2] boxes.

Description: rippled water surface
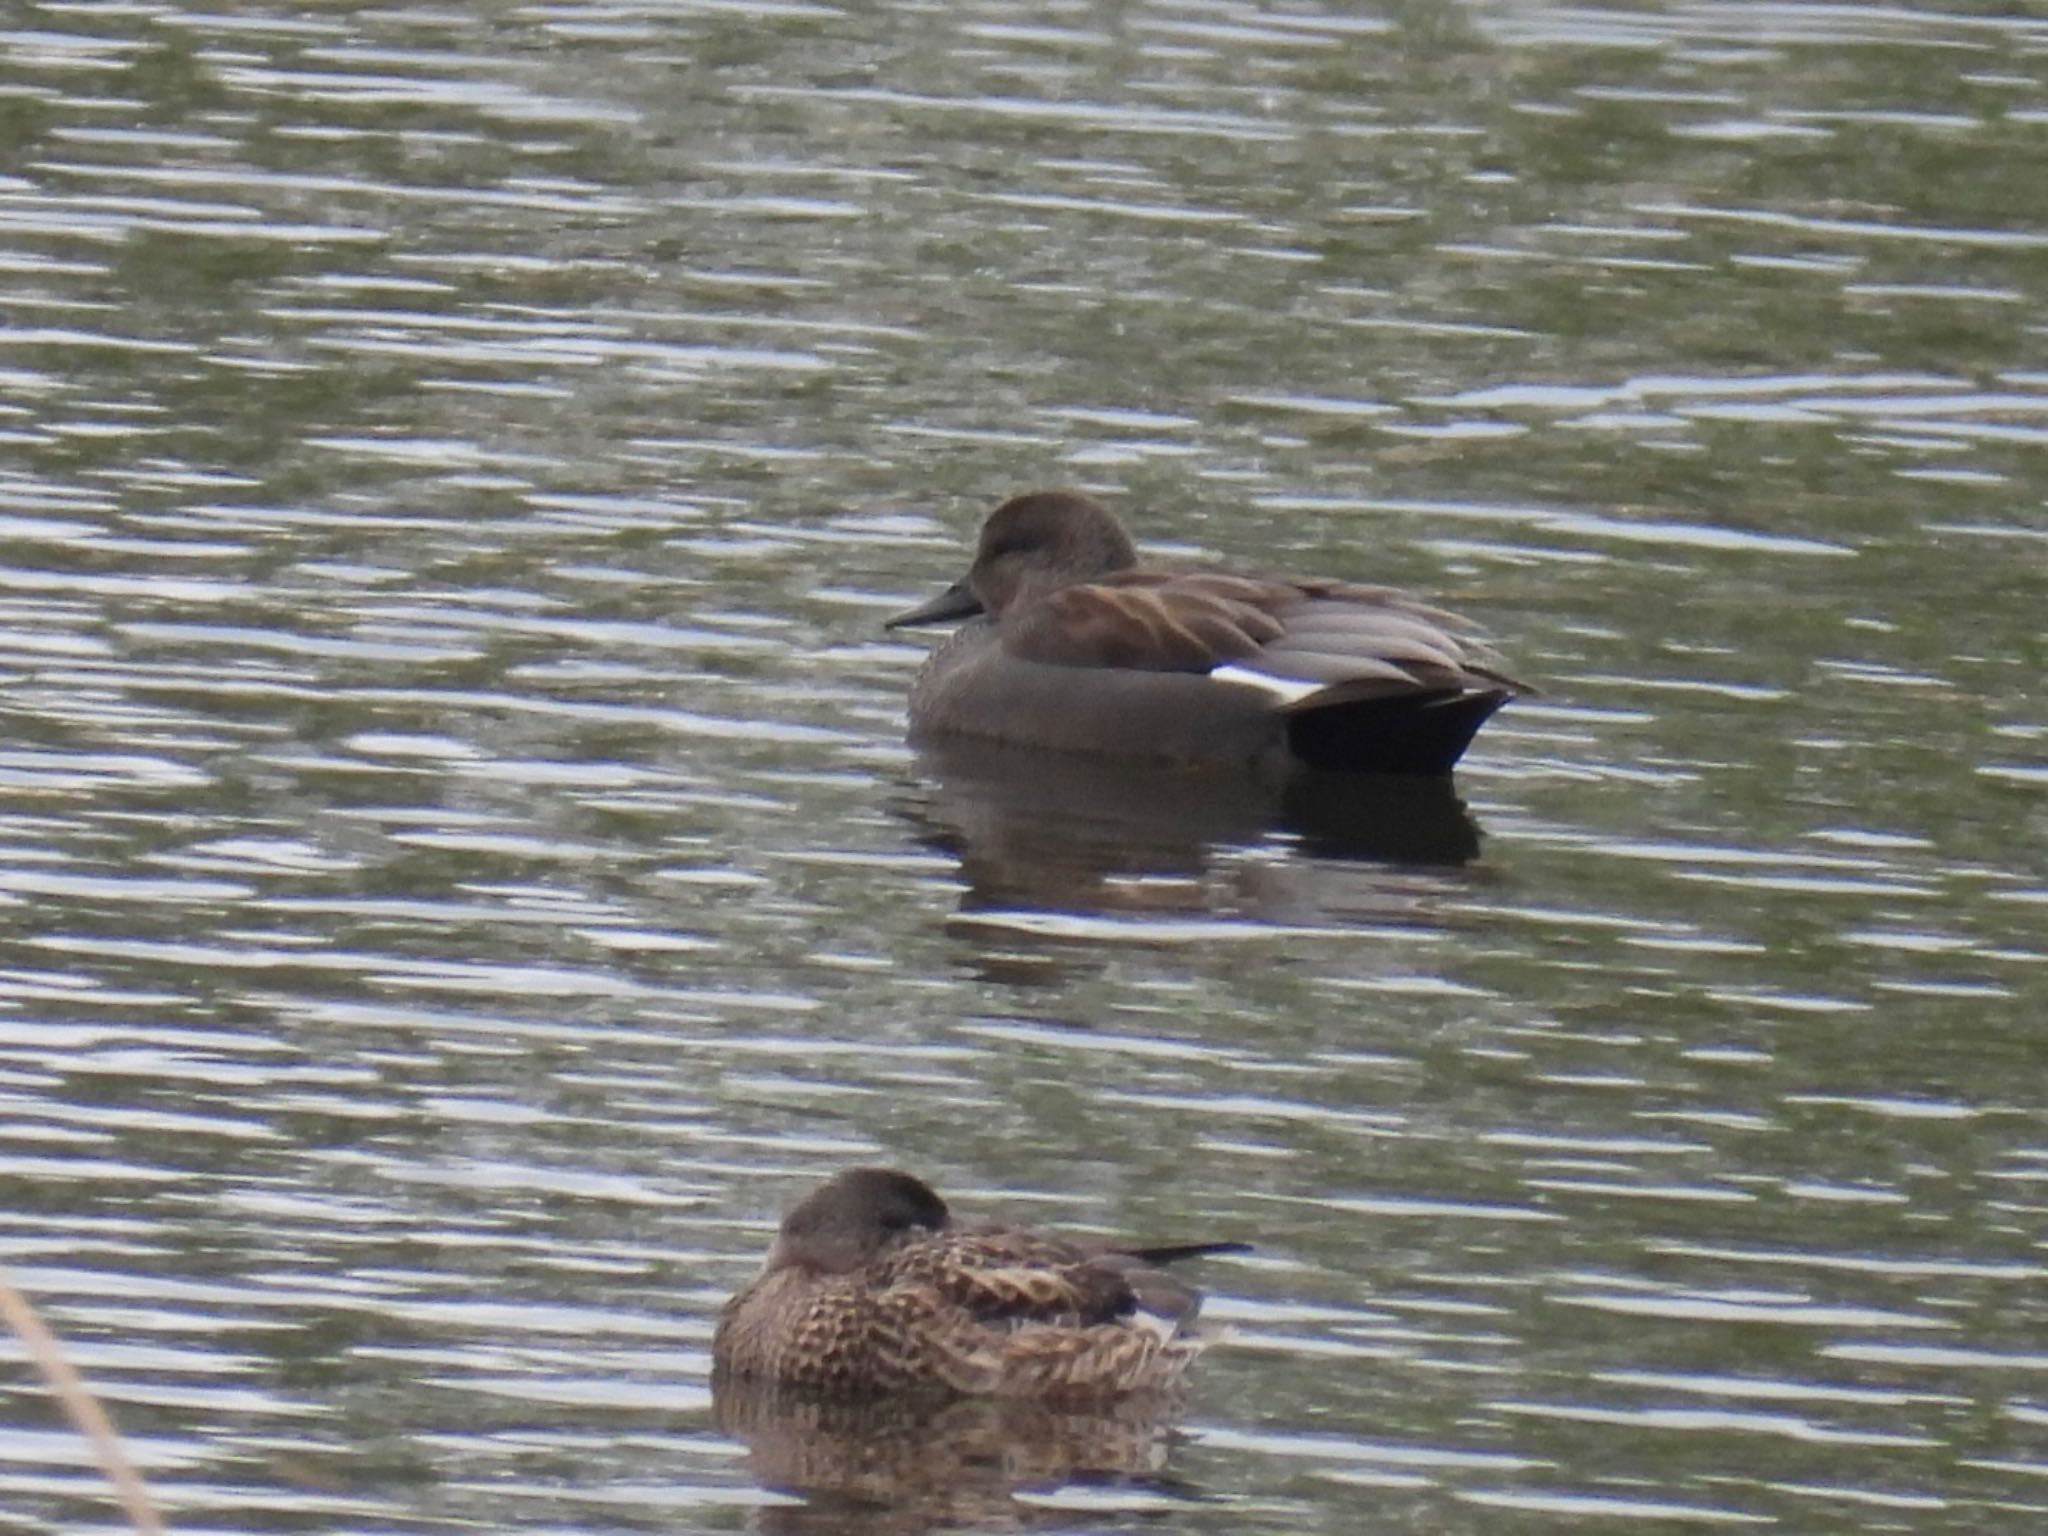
[[1, 1, 2045, 1531]]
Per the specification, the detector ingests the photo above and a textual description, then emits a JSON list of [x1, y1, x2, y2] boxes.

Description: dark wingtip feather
[[1122, 1240, 1253, 1264]]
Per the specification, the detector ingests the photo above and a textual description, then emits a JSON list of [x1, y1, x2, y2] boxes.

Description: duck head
[[763, 1167, 953, 1276]]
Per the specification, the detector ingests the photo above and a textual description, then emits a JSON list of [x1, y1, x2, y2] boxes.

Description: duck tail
[[1121, 1240, 1252, 1265]]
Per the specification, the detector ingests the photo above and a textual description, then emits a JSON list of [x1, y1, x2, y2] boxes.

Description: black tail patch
[[1285, 690, 1508, 776]]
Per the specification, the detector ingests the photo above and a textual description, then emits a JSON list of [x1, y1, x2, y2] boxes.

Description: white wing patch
[[1209, 664, 1324, 704], [1131, 1305, 1185, 1343]]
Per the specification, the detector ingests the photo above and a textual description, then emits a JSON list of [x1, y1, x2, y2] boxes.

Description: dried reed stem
[[0, 1270, 165, 1535]]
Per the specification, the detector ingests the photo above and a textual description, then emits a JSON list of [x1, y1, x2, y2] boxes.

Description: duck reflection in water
[[715, 1383, 1200, 1535], [898, 735, 1483, 923], [713, 1168, 1245, 1532]]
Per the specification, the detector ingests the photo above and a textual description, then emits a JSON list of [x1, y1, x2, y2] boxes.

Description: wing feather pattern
[[1000, 568, 1523, 705]]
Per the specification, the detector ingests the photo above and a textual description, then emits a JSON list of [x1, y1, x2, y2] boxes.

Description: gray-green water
[[0, 2, 2044, 1531]]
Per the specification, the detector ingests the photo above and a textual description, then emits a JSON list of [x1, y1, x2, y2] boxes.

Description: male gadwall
[[888, 490, 1524, 776], [713, 1167, 1243, 1399]]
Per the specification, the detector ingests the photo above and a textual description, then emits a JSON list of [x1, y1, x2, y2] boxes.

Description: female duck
[[713, 1168, 1242, 1399]]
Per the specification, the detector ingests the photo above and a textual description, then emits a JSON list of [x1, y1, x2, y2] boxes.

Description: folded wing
[[878, 1230, 1174, 1330], [1007, 571, 1520, 702], [868, 1229, 1220, 1397]]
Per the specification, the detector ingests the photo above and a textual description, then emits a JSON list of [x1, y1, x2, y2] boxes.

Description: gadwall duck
[[713, 1167, 1244, 1399], [887, 490, 1524, 776]]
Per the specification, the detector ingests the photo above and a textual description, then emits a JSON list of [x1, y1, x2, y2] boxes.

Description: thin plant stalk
[[0, 1269, 165, 1536]]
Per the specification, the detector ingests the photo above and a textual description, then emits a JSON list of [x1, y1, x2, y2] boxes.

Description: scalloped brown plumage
[[712, 1168, 1246, 1400], [887, 490, 1526, 775]]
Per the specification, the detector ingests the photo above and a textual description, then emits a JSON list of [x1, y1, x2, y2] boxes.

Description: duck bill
[[885, 580, 983, 629]]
